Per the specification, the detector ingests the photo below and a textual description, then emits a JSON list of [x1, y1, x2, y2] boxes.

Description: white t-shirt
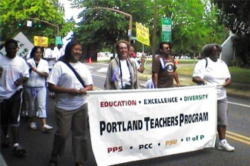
[[130, 58, 140, 69], [26, 58, 49, 87], [119, 60, 131, 88], [193, 58, 231, 100], [48, 61, 93, 110], [44, 48, 57, 69], [54, 47, 64, 61], [0, 55, 29, 100]]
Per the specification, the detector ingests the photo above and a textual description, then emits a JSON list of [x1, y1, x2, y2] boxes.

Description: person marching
[[0, 39, 29, 156], [128, 45, 146, 73], [152, 42, 180, 88], [192, 43, 235, 152], [48, 40, 93, 166], [104, 40, 139, 90], [25, 46, 53, 131]]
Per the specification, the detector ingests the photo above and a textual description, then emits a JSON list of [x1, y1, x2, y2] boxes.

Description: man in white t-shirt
[[0, 39, 29, 157], [44, 43, 57, 70], [54, 44, 64, 61]]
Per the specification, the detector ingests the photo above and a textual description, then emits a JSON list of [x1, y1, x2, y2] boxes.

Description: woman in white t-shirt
[[48, 40, 93, 166], [25, 46, 53, 131], [192, 44, 234, 152]]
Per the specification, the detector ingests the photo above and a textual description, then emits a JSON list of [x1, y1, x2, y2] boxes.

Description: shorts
[[0, 89, 23, 126], [217, 98, 228, 126]]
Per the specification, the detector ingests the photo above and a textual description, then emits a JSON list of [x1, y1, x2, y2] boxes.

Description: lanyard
[[116, 58, 132, 89], [160, 57, 167, 70]]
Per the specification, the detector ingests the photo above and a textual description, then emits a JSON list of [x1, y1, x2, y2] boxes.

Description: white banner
[[88, 86, 217, 166], [0, 32, 34, 58]]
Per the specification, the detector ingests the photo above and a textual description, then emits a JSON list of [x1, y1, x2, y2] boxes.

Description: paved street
[[1, 62, 250, 166]]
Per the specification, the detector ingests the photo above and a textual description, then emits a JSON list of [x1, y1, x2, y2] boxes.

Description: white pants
[[25, 86, 47, 118]]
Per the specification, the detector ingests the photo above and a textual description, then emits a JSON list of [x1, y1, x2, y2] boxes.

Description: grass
[[145, 59, 198, 64], [142, 64, 250, 97], [97, 58, 250, 84], [177, 65, 250, 84], [229, 67, 250, 84], [96, 59, 250, 97]]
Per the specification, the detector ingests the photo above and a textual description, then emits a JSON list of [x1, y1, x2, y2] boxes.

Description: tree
[[71, 0, 225, 59], [72, 0, 153, 55], [213, 0, 250, 67], [154, 0, 226, 57], [0, 0, 71, 43]]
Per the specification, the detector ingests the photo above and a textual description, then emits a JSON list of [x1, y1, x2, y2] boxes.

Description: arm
[[152, 57, 160, 88], [14, 77, 29, 86], [192, 59, 206, 85], [223, 78, 231, 88], [104, 62, 113, 90], [174, 71, 180, 87], [48, 83, 80, 96], [192, 76, 205, 85], [28, 63, 48, 78], [79, 85, 93, 95], [138, 55, 146, 73], [152, 72, 158, 88]]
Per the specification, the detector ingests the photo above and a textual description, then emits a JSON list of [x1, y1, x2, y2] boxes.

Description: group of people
[[0, 39, 234, 166], [104, 40, 234, 152], [0, 39, 93, 166], [104, 41, 180, 90]]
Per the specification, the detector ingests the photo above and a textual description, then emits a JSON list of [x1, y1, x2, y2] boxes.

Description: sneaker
[[49, 154, 58, 166], [13, 144, 27, 157], [42, 124, 53, 132], [217, 139, 235, 152], [30, 122, 37, 130], [139, 83, 146, 88]]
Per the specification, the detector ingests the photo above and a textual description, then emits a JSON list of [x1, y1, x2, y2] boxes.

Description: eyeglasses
[[212, 50, 221, 53]]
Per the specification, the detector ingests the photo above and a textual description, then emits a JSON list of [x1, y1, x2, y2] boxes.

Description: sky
[[59, 0, 82, 45], [59, 0, 81, 21]]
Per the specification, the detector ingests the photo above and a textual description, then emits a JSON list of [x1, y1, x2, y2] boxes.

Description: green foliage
[[0, 0, 73, 43], [213, 0, 250, 67], [72, 0, 153, 52], [71, 0, 226, 56], [229, 67, 250, 84], [214, 0, 250, 35], [156, 0, 226, 55]]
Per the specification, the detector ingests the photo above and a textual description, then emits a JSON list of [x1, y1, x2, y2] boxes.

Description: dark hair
[[129, 44, 136, 51], [201, 43, 222, 57], [116, 40, 129, 52], [159, 42, 171, 50], [5, 39, 18, 48], [30, 46, 44, 58], [64, 40, 82, 61]]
